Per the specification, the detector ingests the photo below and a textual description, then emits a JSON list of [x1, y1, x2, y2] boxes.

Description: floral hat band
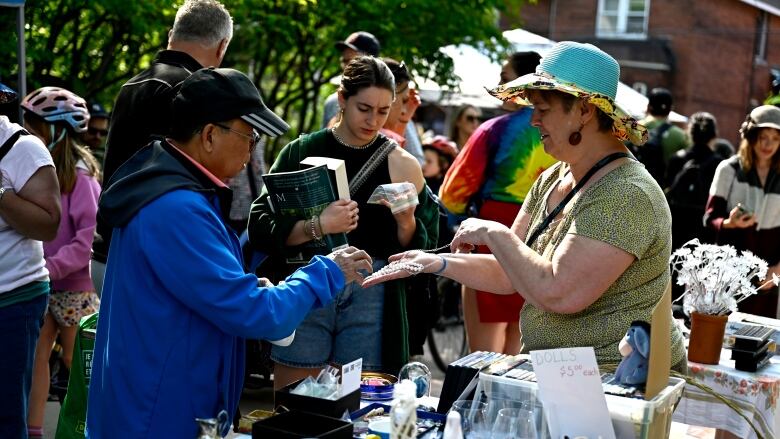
[[487, 41, 649, 145]]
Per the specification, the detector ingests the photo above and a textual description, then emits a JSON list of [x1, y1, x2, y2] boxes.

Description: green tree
[[1, 0, 528, 158], [225, 0, 524, 157], [0, 0, 173, 107]]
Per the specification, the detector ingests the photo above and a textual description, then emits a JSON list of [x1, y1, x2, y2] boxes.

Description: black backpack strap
[[654, 122, 672, 142], [0, 128, 29, 163]]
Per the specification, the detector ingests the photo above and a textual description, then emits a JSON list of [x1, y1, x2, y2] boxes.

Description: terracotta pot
[[688, 312, 728, 364]]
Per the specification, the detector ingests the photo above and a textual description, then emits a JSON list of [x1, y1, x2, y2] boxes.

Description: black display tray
[[252, 410, 352, 439], [275, 378, 361, 419]]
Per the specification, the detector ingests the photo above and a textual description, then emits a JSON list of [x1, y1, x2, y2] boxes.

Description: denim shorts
[[0, 293, 47, 439], [272, 259, 386, 370]]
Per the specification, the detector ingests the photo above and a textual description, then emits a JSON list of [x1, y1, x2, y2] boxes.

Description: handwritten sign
[[530, 347, 615, 439], [341, 358, 362, 397]]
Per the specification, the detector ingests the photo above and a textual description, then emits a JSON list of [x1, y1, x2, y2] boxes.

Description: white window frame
[[596, 0, 650, 40]]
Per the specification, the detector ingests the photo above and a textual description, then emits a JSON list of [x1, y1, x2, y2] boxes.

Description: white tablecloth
[[673, 350, 780, 439]]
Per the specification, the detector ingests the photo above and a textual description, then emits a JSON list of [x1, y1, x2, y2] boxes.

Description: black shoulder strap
[[0, 129, 30, 163], [654, 122, 672, 140], [348, 135, 397, 196], [526, 152, 631, 248]]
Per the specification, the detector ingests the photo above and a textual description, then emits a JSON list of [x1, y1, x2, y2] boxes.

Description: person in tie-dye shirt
[[439, 51, 557, 354]]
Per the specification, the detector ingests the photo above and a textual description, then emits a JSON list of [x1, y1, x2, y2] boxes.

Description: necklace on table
[[331, 126, 377, 150]]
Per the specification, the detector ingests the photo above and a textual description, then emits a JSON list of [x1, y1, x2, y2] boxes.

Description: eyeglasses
[[465, 115, 480, 123], [88, 127, 108, 137], [214, 123, 260, 153]]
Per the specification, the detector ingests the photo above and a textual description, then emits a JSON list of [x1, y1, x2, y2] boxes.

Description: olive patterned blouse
[[518, 159, 686, 366]]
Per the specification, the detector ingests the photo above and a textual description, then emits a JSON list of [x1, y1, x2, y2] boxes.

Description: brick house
[[508, 0, 780, 144]]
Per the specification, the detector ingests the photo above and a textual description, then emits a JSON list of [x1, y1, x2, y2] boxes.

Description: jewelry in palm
[[365, 242, 454, 280], [371, 260, 430, 278]]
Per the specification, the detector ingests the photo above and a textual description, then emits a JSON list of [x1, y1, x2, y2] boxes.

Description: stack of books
[[731, 324, 775, 372], [437, 352, 520, 413]]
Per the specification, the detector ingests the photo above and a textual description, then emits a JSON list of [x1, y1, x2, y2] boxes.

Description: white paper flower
[[670, 239, 775, 316]]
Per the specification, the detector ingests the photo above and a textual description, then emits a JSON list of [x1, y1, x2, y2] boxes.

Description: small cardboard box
[[274, 378, 361, 419], [252, 410, 352, 439]]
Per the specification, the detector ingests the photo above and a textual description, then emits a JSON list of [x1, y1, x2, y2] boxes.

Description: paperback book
[[262, 159, 349, 266]]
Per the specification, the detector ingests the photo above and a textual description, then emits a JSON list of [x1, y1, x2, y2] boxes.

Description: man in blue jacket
[[87, 68, 372, 438]]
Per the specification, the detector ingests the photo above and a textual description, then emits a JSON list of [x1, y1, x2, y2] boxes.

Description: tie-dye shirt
[[440, 108, 557, 214]]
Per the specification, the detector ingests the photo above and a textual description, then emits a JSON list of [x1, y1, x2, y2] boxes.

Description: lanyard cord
[[525, 152, 631, 248], [412, 153, 631, 255]]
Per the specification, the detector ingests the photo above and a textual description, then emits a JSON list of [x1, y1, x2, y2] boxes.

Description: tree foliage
[[0, 0, 173, 105], [1, 0, 527, 157], [227, 0, 524, 156]]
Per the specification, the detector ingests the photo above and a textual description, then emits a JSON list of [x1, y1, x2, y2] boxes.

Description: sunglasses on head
[[88, 127, 108, 136]]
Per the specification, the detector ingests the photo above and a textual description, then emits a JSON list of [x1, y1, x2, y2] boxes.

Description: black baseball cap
[[648, 87, 673, 114], [0, 81, 17, 104], [172, 67, 290, 137], [335, 31, 380, 57], [88, 101, 109, 119]]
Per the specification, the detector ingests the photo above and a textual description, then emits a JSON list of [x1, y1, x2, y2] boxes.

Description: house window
[[597, 0, 649, 39]]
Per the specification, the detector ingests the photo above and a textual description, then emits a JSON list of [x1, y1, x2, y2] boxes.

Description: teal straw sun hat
[[489, 41, 648, 145]]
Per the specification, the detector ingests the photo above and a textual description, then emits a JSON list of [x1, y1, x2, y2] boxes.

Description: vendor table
[[673, 313, 780, 439]]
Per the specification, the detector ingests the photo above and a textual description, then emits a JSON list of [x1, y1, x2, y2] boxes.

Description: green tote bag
[[55, 312, 98, 439]]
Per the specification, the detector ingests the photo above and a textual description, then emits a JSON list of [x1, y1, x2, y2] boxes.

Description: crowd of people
[[2, 0, 780, 438]]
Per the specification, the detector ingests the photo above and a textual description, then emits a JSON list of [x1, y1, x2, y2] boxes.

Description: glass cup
[[483, 399, 532, 429], [450, 400, 490, 438], [490, 407, 537, 439]]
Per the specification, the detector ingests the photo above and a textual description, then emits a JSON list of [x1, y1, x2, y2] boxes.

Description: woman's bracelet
[[310, 216, 321, 241], [432, 255, 447, 275], [316, 215, 324, 236]]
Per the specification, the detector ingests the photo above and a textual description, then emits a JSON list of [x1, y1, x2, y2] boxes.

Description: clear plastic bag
[[367, 182, 419, 214], [289, 367, 341, 400]]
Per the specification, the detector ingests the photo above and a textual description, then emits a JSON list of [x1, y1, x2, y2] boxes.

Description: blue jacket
[[87, 141, 345, 438]]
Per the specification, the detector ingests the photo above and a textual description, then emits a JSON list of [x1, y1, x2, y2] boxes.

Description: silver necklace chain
[[422, 243, 452, 253], [331, 127, 376, 150]]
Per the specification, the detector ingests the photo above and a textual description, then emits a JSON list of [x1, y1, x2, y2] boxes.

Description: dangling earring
[[568, 124, 584, 146]]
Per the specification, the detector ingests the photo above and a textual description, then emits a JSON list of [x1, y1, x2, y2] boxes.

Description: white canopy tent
[[418, 28, 687, 124]]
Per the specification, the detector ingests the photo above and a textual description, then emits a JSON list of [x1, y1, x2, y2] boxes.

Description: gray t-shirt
[[321, 92, 339, 129]]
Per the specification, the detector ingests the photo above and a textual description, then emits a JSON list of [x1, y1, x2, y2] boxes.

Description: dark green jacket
[[248, 129, 439, 373]]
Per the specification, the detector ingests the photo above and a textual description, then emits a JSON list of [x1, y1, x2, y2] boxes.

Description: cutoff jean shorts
[[272, 259, 386, 371]]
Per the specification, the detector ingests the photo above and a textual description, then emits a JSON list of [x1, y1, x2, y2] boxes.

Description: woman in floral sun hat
[[364, 41, 686, 371]]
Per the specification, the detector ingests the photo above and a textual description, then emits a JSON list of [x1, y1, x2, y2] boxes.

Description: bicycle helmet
[[21, 87, 90, 133], [423, 135, 459, 160]]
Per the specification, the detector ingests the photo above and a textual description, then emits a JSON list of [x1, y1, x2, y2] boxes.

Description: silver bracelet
[[310, 216, 321, 241]]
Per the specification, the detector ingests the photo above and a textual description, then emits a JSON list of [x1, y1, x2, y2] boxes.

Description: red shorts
[[475, 199, 525, 322]]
